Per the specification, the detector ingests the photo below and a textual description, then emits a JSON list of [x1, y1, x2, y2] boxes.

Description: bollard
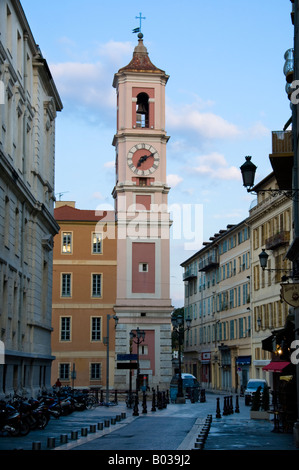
[[229, 395, 234, 414], [47, 437, 56, 449], [216, 397, 221, 418], [133, 393, 139, 416], [151, 388, 156, 412], [116, 414, 121, 422], [111, 418, 116, 425], [32, 441, 41, 450], [71, 431, 78, 440], [121, 412, 126, 419], [104, 419, 110, 427], [98, 422, 104, 430], [194, 438, 204, 449], [81, 427, 88, 436], [142, 391, 147, 414], [90, 424, 96, 433], [200, 389, 206, 403], [60, 434, 68, 444], [235, 395, 240, 413], [223, 396, 228, 416]]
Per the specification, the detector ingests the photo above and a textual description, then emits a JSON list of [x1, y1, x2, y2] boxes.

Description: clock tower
[[112, 33, 173, 391]]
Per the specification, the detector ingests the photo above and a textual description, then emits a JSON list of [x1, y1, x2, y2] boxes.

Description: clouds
[[50, 40, 133, 120], [167, 103, 241, 140], [193, 152, 241, 181]]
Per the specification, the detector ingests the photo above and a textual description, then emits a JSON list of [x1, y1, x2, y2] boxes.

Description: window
[[61, 274, 71, 297], [59, 363, 70, 380], [91, 317, 101, 341], [60, 317, 71, 341], [62, 232, 72, 253], [136, 92, 149, 128], [92, 233, 102, 254], [139, 263, 148, 272], [90, 363, 101, 380], [92, 274, 102, 297]]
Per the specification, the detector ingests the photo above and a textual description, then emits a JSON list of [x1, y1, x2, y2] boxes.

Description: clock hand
[[137, 152, 155, 167]]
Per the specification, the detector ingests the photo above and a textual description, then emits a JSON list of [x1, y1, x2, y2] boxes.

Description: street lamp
[[240, 155, 299, 200], [130, 327, 145, 392], [104, 314, 118, 405], [171, 313, 191, 403]]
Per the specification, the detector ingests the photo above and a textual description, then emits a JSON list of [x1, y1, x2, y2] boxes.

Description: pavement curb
[[54, 415, 138, 450]]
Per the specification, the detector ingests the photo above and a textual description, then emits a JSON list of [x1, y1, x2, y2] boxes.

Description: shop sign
[[280, 282, 299, 307]]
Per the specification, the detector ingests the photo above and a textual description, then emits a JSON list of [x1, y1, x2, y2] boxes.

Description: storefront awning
[[262, 361, 291, 372], [236, 356, 251, 365]]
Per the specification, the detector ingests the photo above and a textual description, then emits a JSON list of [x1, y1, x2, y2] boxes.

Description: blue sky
[[22, 0, 294, 307]]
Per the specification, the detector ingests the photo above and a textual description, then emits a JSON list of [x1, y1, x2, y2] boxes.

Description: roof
[[54, 205, 115, 223], [118, 33, 165, 74]]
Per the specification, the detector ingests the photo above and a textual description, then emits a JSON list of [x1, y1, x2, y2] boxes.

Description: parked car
[[170, 373, 200, 402], [244, 379, 268, 406]]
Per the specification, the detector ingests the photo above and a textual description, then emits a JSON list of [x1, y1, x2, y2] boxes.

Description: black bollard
[[223, 396, 228, 416], [157, 391, 163, 410], [100, 390, 104, 404], [133, 392, 139, 416], [200, 389, 206, 403], [142, 391, 147, 414], [115, 390, 118, 404], [235, 395, 240, 413], [229, 395, 234, 414], [151, 388, 156, 412], [162, 391, 167, 408], [216, 397, 221, 418]]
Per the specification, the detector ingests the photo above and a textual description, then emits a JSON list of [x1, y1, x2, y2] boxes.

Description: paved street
[[0, 392, 297, 453]]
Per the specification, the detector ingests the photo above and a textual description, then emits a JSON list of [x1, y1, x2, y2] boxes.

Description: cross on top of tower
[[132, 12, 146, 35]]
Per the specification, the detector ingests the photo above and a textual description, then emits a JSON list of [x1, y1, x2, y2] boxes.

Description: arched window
[[136, 92, 149, 128]]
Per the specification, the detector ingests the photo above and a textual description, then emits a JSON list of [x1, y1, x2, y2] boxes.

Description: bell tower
[[112, 33, 173, 390]]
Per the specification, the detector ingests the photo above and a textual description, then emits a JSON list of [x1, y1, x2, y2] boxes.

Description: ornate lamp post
[[130, 328, 145, 392], [171, 314, 191, 403], [103, 314, 118, 404]]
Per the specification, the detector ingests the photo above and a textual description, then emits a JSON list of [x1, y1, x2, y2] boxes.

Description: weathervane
[[132, 12, 146, 34]]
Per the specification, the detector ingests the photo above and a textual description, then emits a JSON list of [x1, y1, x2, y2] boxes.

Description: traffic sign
[[117, 354, 138, 361]]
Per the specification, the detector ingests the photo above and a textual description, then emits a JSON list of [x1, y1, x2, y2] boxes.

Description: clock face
[[127, 144, 159, 176]]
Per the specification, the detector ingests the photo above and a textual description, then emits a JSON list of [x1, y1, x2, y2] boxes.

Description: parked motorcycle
[[10, 396, 50, 430], [0, 400, 30, 437]]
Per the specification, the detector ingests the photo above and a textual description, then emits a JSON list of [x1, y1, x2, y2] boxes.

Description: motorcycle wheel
[[38, 414, 49, 429], [9, 420, 30, 437]]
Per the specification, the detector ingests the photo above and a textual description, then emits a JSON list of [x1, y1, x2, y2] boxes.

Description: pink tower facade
[[112, 33, 173, 390]]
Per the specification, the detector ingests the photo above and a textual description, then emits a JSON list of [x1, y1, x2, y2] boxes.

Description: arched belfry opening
[[136, 92, 149, 128]]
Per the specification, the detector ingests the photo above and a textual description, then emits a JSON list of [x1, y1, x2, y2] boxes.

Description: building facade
[[112, 33, 173, 391], [51, 202, 117, 390], [248, 170, 293, 384], [182, 220, 251, 393], [0, 0, 62, 397]]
